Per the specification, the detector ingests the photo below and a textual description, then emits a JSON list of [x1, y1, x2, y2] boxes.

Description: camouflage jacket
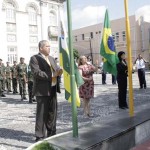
[[11, 65, 18, 78], [0, 65, 5, 80], [5, 66, 12, 79], [16, 63, 27, 80]]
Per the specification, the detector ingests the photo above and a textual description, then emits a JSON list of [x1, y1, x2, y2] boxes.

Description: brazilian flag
[[59, 37, 84, 107], [100, 9, 119, 75]]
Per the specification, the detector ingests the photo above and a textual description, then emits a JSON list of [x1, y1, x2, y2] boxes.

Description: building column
[[40, 1, 49, 40]]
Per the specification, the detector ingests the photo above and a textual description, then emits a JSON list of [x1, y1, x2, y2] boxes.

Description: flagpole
[[66, 0, 78, 137], [124, 0, 134, 116]]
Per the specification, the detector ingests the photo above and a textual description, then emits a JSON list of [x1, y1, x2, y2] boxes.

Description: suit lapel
[[37, 53, 51, 70]]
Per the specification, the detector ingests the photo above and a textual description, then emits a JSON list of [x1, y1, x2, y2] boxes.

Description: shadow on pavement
[[0, 128, 34, 143], [0, 142, 27, 149]]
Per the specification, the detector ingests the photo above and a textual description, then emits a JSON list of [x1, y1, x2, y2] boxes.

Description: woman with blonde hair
[[78, 56, 98, 117]]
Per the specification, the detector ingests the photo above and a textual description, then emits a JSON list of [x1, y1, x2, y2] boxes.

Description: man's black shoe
[[119, 107, 126, 109], [35, 137, 44, 142], [23, 97, 27, 100]]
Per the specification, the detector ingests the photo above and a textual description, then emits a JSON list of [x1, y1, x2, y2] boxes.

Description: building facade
[[0, 0, 65, 65], [73, 6, 150, 66]]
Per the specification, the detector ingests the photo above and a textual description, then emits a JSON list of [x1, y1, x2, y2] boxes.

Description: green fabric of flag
[[59, 37, 84, 107], [100, 9, 119, 75]]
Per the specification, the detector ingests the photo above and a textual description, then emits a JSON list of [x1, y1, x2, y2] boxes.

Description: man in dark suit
[[29, 40, 63, 142]]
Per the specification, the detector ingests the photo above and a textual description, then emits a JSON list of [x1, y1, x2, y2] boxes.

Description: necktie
[[45, 56, 50, 66]]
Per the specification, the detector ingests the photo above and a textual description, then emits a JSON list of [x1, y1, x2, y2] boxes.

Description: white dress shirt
[[136, 59, 145, 69]]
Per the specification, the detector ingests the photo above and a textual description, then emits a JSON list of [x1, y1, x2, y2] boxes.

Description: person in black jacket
[[116, 51, 128, 109], [30, 40, 63, 142]]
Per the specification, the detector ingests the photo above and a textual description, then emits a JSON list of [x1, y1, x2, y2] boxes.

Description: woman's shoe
[[119, 107, 126, 109]]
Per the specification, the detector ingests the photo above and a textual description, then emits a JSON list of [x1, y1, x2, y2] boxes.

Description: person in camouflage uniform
[[0, 59, 6, 97], [27, 65, 34, 103], [5, 62, 12, 93], [2, 63, 6, 91], [11, 61, 18, 94], [17, 57, 27, 100]]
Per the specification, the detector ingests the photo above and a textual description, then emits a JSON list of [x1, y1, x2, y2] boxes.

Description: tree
[[73, 49, 79, 59]]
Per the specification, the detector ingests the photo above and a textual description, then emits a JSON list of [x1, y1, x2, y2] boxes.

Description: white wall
[[0, 0, 62, 65], [0, 1, 7, 63]]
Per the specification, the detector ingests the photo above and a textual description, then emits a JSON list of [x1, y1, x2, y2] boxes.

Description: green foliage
[[32, 141, 55, 150], [73, 49, 80, 59]]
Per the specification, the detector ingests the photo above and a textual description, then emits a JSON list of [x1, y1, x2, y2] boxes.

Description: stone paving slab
[[0, 72, 150, 150]]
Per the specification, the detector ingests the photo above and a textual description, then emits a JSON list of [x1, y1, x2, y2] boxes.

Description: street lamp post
[[89, 38, 93, 64]]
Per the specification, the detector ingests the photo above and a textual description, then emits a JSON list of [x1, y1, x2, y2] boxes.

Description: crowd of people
[[0, 40, 149, 142], [0, 57, 35, 103]]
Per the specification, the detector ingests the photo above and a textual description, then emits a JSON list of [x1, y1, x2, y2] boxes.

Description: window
[[51, 37, 58, 44], [6, 23, 16, 32], [29, 25, 38, 34], [6, 2, 16, 22], [49, 11, 57, 26], [112, 33, 115, 42], [48, 26, 58, 39], [90, 32, 93, 39], [30, 36, 38, 43], [122, 31, 126, 41], [30, 47, 38, 57], [82, 34, 84, 40], [75, 36, 77, 42], [7, 47, 17, 64], [7, 34, 16, 42], [51, 37, 58, 41], [28, 7, 37, 25], [115, 32, 119, 42]]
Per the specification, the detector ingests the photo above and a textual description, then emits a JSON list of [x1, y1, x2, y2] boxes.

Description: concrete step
[[27, 103, 150, 150]]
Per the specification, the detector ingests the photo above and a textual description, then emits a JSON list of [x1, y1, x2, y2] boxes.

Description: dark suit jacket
[[29, 53, 59, 96], [116, 61, 128, 81]]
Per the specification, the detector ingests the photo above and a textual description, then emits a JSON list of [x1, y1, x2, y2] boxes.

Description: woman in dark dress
[[117, 51, 128, 109]]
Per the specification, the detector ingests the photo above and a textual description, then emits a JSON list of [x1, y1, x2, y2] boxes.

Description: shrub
[[32, 141, 55, 150]]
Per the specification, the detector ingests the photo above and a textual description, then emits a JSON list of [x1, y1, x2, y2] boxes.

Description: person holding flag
[[100, 9, 118, 76]]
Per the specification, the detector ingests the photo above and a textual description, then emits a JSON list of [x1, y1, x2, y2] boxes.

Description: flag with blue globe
[[100, 9, 119, 76]]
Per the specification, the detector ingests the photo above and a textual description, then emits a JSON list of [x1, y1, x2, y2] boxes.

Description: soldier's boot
[[1, 93, 6, 97], [21, 94, 23, 101], [29, 94, 32, 103]]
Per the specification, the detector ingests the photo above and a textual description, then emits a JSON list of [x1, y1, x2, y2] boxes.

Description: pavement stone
[[0, 72, 150, 150]]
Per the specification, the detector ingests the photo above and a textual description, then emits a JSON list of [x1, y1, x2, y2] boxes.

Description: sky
[[63, 0, 150, 29]]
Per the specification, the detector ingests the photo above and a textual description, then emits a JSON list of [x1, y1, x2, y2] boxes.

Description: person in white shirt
[[134, 54, 147, 89]]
